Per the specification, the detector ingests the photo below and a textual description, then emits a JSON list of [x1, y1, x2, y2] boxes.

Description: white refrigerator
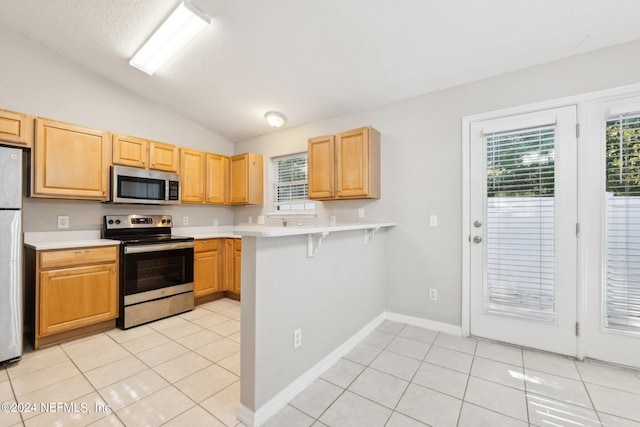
[[0, 146, 22, 364]]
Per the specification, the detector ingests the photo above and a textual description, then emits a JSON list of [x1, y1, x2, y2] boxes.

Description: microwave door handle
[[124, 241, 194, 254]]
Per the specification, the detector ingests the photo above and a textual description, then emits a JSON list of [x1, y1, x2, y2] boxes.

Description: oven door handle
[[124, 241, 194, 254]]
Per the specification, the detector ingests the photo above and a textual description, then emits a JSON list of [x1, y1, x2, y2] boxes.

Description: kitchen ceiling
[[1, 0, 640, 142]]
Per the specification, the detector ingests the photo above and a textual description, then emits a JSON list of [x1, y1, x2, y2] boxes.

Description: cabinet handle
[[102, 188, 106, 193], [152, 162, 155, 166], [142, 160, 146, 165], [329, 188, 333, 194], [74, 250, 89, 254], [112, 269, 116, 273]]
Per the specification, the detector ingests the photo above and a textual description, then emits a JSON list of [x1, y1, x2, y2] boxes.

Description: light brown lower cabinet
[[194, 237, 241, 304], [25, 245, 119, 349], [194, 239, 222, 299]]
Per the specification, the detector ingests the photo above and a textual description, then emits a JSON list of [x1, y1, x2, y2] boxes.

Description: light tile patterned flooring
[[265, 320, 640, 427], [0, 298, 242, 427], [2, 305, 640, 427]]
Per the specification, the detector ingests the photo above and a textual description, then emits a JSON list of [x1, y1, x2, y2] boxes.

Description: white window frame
[[269, 152, 316, 217]]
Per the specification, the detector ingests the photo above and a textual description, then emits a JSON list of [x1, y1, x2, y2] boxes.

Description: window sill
[[266, 212, 317, 219]]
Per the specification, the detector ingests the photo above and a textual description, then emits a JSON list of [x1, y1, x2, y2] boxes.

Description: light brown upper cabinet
[[205, 153, 229, 204], [33, 118, 111, 200], [230, 153, 264, 205], [180, 149, 230, 205], [112, 134, 179, 172], [308, 126, 380, 200], [180, 148, 206, 203], [0, 108, 32, 148]]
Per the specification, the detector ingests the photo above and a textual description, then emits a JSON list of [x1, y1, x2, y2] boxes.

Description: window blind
[[485, 125, 557, 321], [605, 113, 640, 333], [272, 153, 312, 211]]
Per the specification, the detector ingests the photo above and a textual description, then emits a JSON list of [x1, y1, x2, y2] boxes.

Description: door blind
[[605, 113, 640, 333], [484, 124, 557, 321]]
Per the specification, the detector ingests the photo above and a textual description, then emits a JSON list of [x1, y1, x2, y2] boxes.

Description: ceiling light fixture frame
[[129, 0, 210, 75]]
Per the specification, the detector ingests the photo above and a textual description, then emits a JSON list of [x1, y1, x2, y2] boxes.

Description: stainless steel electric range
[[102, 214, 194, 329]]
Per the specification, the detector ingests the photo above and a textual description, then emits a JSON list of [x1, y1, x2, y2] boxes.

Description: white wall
[[240, 230, 388, 411], [234, 39, 640, 327], [0, 26, 235, 231]]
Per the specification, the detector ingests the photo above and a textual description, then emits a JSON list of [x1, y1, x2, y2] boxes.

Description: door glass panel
[[605, 113, 640, 333], [485, 125, 556, 321]]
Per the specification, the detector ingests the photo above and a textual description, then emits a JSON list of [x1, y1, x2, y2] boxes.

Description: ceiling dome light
[[265, 111, 287, 128]]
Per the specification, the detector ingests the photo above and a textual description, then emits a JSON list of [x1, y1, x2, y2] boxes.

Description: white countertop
[[24, 223, 395, 249], [24, 230, 120, 250], [172, 226, 237, 240], [232, 222, 396, 237]]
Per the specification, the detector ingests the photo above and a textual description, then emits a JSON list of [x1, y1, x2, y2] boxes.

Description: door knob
[[473, 220, 482, 228], [473, 236, 482, 243]]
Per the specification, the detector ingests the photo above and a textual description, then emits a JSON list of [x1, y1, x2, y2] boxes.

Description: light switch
[[429, 215, 438, 227]]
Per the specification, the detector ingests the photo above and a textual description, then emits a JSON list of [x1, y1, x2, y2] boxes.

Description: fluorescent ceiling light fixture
[[130, 1, 210, 75], [265, 111, 287, 128]]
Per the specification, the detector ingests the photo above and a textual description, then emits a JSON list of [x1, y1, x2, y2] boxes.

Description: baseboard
[[238, 312, 386, 427], [237, 311, 461, 426], [385, 311, 462, 336], [237, 404, 254, 426]]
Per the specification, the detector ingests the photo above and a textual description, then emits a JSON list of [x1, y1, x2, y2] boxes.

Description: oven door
[[122, 242, 194, 301]]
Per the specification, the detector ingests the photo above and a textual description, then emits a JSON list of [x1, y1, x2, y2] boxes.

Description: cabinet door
[[205, 153, 229, 204], [194, 251, 222, 297], [194, 239, 221, 297], [39, 263, 118, 336], [336, 127, 369, 198], [230, 153, 263, 205], [308, 135, 335, 199], [149, 141, 179, 172], [112, 134, 148, 168], [223, 239, 235, 292], [230, 154, 248, 204], [234, 239, 242, 295], [34, 118, 110, 200], [180, 148, 205, 203], [0, 108, 32, 148]]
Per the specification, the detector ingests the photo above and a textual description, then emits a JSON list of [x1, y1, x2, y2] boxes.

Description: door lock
[[473, 220, 482, 228], [473, 236, 482, 243]]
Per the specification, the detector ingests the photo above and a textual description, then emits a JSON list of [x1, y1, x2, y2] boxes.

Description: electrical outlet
[[183, 216, 189, 225], [429, 215, 438, 227], [358, 208, 365, 218], [330, 215, 337, 226], [213, 219, 219, 227], [248, 216, 253, 224], [429, 288, 438, 301], [57, 215, 69, 229], [258, 215, 265, 224], [293, 328, 302, 349]]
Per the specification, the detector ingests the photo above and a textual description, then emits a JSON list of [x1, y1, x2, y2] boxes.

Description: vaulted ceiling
[[2, 0, 640, 141]]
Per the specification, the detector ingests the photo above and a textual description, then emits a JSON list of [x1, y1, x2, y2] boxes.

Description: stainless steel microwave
[[111, 165, 181, 204]]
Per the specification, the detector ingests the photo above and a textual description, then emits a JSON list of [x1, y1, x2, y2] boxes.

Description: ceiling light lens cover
[[265, 111, 286, 128], [130, 1, 210, 75]]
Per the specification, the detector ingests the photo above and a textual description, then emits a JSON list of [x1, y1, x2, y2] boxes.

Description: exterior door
[[469, 106, 578, 356], [582, 97, 640, 368]]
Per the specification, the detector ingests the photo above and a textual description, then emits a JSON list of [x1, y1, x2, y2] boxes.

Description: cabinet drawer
[[40, 246, 118, 269], [195, 239, 220, 253]]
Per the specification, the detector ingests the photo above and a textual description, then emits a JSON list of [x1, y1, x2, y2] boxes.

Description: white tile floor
[[0, 298, 242, 427], [2, 306, 640, 427], [265, 321, 640, 427]]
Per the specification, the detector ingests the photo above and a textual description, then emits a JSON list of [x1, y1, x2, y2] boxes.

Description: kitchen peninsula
[[232, 222, 394, 425]]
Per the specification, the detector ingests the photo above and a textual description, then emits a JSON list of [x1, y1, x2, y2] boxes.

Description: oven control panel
[[104, 215, 173, 229]]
